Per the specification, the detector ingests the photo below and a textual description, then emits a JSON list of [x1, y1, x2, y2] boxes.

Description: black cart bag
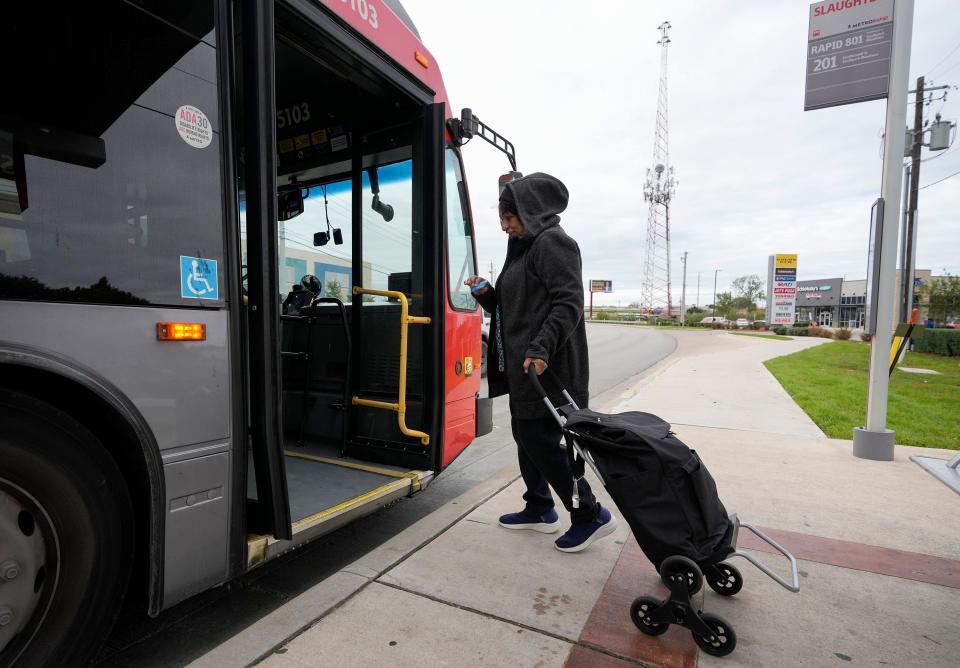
[[562, 409, 735, 571]]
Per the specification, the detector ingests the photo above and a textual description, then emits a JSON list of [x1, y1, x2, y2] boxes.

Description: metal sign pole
[[854, 0, 915, 461]]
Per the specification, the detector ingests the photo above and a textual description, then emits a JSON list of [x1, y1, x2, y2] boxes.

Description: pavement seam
[[669, 420, 829, 438], [245, 469, 523, 667], [375, 580, 656, 667]]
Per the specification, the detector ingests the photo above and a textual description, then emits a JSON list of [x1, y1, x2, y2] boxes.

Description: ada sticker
[[175, 105, 212, 149], [180, 256, 219, 300]]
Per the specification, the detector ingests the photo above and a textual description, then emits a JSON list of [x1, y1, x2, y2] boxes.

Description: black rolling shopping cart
[[527, 366, 800, 657]]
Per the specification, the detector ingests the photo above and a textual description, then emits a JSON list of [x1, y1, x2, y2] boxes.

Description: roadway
[[94, 323, 676, 667]]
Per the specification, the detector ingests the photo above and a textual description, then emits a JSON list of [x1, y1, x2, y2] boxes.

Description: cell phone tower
[[640, 21, 677, 318]]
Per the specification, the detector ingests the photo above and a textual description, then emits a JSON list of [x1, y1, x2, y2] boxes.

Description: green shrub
[[595, 309, 610, 321], [773, 325, 788, 336], [794, 320, 811, 328], [835, 328, 852, 340], [788, 327, 810, 337], [912, 328, 960, 356]]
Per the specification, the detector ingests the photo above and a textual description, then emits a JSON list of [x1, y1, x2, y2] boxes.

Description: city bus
[[0, 1, 500, 664]]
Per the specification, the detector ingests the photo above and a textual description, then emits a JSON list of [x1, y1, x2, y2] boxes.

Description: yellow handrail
[[351, 287, 432, 445]]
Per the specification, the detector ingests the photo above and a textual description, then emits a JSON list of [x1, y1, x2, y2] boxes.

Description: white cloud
[[404, 0, 960, 306]]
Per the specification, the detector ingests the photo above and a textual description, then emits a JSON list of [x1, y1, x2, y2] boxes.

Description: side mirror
[[371, 195, 394, 222], [278, 189, 304, 221], [367, 167, 394, 222], [498, 171, 523, 195]]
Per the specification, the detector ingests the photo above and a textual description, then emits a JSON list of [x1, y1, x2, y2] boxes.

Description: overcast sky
[[404, 0, 959, 307]]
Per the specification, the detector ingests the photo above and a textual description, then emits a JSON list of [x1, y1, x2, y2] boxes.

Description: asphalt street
[[94, 323, 675, 667]]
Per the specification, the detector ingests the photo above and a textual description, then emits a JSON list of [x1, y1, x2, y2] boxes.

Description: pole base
[[852, 427, 895, 461]]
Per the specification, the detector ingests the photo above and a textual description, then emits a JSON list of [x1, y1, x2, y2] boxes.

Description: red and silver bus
[[0, 1, 504, 664]]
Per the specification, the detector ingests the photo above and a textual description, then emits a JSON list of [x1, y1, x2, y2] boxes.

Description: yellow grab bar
[[351, 287, 432, 445]]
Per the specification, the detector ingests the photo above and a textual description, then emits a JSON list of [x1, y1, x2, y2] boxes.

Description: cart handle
[[729, 514, 801, 593], [526, 363, 549, 399]]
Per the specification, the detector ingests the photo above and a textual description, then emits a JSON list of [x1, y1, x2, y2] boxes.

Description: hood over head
[[502, 172, 569, 239]]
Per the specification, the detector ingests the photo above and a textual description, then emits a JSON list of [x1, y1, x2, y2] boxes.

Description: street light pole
[[680, 252, 688, 326], [713, 269, 721, 317]]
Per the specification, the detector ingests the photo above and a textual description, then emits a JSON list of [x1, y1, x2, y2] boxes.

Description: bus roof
[[322, 0, 450, 111]]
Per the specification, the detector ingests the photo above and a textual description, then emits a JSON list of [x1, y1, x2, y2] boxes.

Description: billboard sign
[[590, 280, 613, 293], [768, 254, 799, 325], [804, 0, 895, 111]]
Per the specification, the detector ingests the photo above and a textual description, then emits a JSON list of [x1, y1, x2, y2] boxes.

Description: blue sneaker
[[498, 508, 561, 534], [554, 506, 618, 553]]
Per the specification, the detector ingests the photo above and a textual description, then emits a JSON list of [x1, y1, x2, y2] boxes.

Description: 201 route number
[[340, 0, 379, 29], [812, 55, 837, 72]]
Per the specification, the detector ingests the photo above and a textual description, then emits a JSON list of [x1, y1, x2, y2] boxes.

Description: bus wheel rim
[[0, 479, 60, 663]]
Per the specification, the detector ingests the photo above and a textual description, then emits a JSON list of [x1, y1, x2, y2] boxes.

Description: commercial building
[[793, 269, 936, 327]]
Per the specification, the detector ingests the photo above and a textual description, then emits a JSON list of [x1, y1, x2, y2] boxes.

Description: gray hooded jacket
[[476, 173, 589, 419]]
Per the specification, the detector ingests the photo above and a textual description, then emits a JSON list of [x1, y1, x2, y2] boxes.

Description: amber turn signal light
[[156, 322, 206, 341], [414, 51, 429, 68]]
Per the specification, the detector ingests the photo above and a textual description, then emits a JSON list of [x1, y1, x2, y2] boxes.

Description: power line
[[920, 166, 960, 190], [928, 38, 960, 76], [935, 59, 960, 79]]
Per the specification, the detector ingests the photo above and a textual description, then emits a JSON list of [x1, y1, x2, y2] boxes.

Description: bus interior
[[244, 7, 442, 560]]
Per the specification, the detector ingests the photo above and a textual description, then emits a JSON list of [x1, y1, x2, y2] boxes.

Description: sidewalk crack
[[374, 581, 656, 666]]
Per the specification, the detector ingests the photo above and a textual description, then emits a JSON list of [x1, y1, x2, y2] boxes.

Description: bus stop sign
[[804, 0, 894, 111]]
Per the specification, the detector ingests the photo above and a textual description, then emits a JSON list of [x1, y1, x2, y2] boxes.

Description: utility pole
[[680, 252, 688, 325], [900, 76, 924, 323], [697, 272, 700, 309], [713, 269, 721, 317]]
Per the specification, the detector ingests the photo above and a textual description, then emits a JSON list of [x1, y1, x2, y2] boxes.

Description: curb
[[187, 463, 522, 668]]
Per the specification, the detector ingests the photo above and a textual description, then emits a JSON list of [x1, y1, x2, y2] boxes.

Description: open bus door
[[239, 1, 452, 560]]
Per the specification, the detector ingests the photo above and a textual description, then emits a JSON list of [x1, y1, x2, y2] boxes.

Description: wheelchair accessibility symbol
[[180, 256, 219, 300]]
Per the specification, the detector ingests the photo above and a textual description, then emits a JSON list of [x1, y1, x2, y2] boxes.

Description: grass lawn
[[731, 332, 794, 341], [764, 341, 960, 450]]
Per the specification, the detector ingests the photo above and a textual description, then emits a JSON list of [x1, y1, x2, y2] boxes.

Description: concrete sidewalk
[[191, 330, 960, 667]]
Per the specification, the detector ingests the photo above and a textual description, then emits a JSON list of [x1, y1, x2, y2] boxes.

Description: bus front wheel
[[0, 389, 133, 667]]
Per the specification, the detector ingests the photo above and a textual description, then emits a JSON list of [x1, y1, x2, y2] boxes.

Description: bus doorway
[[241, 4, 444, 562]]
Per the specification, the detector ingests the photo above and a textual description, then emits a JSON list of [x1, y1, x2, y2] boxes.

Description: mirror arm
[[448, 108, 517, 171]]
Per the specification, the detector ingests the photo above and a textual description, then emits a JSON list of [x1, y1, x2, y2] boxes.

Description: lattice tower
[[640, 21, 677, 317]]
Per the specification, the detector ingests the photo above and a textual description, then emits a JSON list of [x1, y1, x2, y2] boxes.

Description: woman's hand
[[523, 357, 548, 375], [465, 276, 491, 295]]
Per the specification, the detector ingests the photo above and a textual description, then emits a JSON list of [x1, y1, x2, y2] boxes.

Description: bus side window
[[0, 1, 222, 307]]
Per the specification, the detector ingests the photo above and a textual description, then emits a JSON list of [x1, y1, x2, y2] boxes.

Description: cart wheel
[[693, 612, 737, 657], [660, 555, 703, 595], [707, 562, 743, 596], [630, 596, 669, 636]]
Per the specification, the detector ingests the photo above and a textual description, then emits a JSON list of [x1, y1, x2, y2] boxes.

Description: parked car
[[752, 319, 767, 328], [700, 316, 729, 325], [945, 320, 959, 329], [736, 318, 749, 329]]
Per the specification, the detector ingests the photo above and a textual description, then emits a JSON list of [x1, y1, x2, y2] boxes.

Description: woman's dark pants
[[511, 415, 599, 525]]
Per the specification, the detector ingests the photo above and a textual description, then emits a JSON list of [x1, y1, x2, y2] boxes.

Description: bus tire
[[0, 389, 134, 667]]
